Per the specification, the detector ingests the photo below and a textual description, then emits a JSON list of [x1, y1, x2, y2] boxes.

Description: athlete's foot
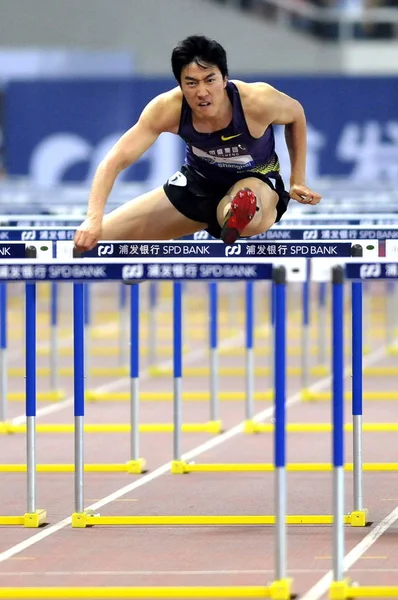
[[220, 188, 258, 245]]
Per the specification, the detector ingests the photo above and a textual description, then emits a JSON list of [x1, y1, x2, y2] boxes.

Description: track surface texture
[[0, 280, 397, 599]]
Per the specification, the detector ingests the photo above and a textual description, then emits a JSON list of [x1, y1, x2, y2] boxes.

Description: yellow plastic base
[[341, 586, 398, 598], [269, 578, 292, 600], [149, 365, 328, 377], [0, 584, 278, 598], [0, 462, 394, 474], [0, 422, 223, 435], [86, 391, 273, 402], [23, 510, 47, 528], [126, 459, 147, 474], [329, 579, 351, 600], [302, 389, 398, 401], [0, 510, 46, 527], [244, 422, 398, 434], [80, 514, 356, 526], [0, 463, 142, 473], [171, 461, 398, 473], [7, 390, 65, 402], [349, 508, 369, 527]]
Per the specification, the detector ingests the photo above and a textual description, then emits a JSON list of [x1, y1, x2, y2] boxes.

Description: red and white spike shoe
[[220, 188, 257, 245]]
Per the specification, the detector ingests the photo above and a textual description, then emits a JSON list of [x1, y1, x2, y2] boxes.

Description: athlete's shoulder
[[232, 80, 278, 116], [140, 86, 183, 134]]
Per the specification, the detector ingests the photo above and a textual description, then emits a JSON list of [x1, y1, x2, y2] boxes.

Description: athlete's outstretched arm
[[74, 91, 180, 252], [255, 83, 321, 206]]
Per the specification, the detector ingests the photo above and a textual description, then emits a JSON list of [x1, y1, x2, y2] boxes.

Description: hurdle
[[0, 245, 46, 527], [1, 279, 220, 472], [53, 247, 362, 530], [328, 257, 398, 600], [0, 253, 295, 599]]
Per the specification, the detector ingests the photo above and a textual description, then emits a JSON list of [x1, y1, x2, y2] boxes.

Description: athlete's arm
[[74, 89, 181, 251], [86, 90, 181, 223], [242, 81, 321, 205]]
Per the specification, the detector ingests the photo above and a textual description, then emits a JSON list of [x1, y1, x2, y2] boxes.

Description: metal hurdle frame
[[328, 257, 398, 600], [0, 246, 47, 527], [0, 254, 293, 599]]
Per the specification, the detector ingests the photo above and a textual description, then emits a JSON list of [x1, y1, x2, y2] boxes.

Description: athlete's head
[[171, 35, 229, 117]]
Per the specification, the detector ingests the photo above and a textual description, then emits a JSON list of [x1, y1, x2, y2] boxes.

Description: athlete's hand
[[74, 217, 102, 253], [289, 184, 322, 206]]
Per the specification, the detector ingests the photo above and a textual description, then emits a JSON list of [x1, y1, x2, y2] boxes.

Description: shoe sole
[[221, 188, 257, 245]]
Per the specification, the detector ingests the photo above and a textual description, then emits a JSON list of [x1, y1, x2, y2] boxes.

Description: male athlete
[[74, 35, 321, 252]]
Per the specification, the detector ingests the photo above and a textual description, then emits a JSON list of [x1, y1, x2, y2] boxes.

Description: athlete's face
[[180, 62, 227, 118]]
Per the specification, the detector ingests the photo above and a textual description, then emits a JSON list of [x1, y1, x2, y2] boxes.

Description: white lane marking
[[0, 339, 391, 565], [0, 569, 325, 577], [300, 506, 398, 600]]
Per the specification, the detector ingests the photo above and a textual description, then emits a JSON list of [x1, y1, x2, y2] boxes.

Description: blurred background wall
[[0, 0, 397, 213]]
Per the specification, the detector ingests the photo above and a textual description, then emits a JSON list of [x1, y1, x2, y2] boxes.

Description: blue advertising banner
[[4, 76, 398, 186], [0, 262, 273, 282]]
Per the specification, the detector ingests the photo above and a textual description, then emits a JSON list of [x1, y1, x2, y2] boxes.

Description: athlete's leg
[[217, 177, 279, 242], [100, 186, 207, 241]]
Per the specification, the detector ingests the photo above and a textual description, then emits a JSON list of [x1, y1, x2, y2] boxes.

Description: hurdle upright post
[[83, 283, 91, 390], [272, 264, 291, 595], [245, 281, 255, 422], [0, 283, 7, 422], [172, 281, 183, 465], [70, 247, 86, 519], [350, 244, 368, 525], [209, 282, 219, 422], [25, 280, 37, 515], [301, 261, 311, 395], [24, 245, 46, 527], [50, 282, 59, 393], [73, 281, 85, 515], [317, 282, 327, 366], [118, 283, 128, 367], [148, 282, 158, 367], [126, 283, 145, 473], [331, 264, 346, 587]]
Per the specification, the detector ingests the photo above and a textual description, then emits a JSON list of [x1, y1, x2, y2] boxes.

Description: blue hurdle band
[[209, 282, 219, 422], [245, 281, 255, 421]]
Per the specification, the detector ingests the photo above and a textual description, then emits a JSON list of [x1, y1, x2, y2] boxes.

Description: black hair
[[171, 35, 228, 84]]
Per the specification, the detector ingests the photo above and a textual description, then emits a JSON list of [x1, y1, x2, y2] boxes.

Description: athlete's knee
[[242, 206, 276, 236]]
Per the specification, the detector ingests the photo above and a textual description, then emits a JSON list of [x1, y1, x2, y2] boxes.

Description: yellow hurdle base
[[0, 584, 290, 599], [0, 461, 393, 474], [170, 460, 398, 473], [72, 512, 366, 528], [8, 364, 398, 378], [330, 582, 398, 599], [0, 510, 47, 528], [6, 391, 65, 402], [148, 366, 328, 377], [243, 420, 398, 433], [0, 461, 146, 474], [85, 390, 273, 402], [0, 421, 223, 435], [302, 390, 398, 401]]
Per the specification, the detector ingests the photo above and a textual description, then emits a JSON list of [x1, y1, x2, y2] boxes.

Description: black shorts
[[163, 164, 290, 239]]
